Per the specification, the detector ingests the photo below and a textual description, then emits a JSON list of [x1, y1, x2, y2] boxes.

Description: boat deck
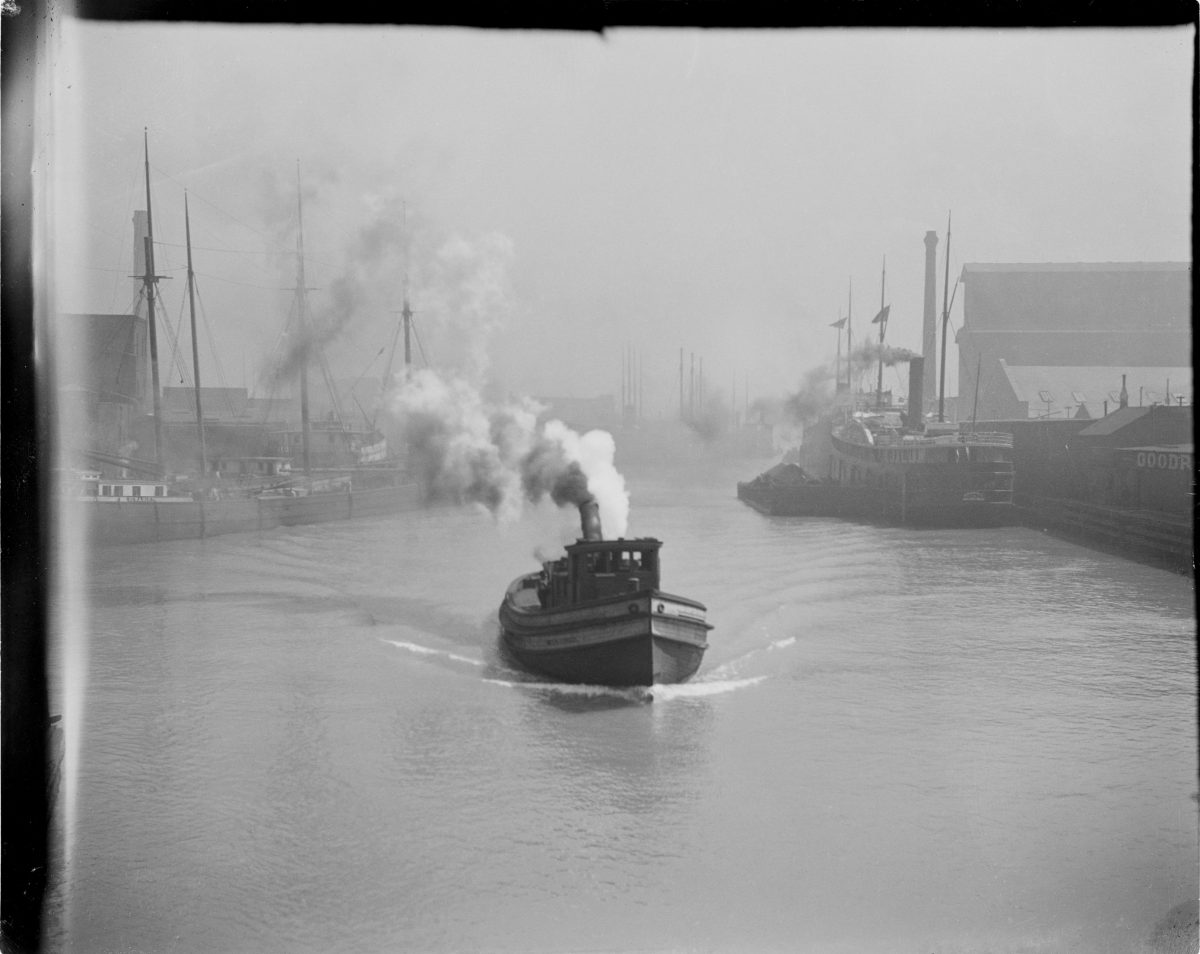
[[507, 575, 542, 610]]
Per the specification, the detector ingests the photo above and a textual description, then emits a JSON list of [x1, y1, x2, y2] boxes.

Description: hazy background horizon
[[49, 23, 1193, 418]]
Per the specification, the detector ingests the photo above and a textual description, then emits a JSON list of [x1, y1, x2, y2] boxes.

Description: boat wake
[[650, 675, 766, 699], [380, 638, 485, 669], [482, 673, 765, 703], [697, 631, 799, 681], [482, 677, 655, 704]]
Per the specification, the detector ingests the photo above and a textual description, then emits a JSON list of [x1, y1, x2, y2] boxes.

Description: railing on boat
[[959, 432, 1014, 446], [864, 430, 1014, 448]]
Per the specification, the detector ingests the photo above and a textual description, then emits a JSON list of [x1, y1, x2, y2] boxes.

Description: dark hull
[[499, 582, 709, 687], [738, 475, 1013, 526], [825, 430, 1016, 527], [737, 479, 882, 518]]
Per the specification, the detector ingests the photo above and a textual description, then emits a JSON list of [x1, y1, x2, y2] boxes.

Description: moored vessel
[[67, 137, 423, 545], [736, 459, 880, 518], [738, 358, 1016, 526], [828, 412, 1015, 526], [499, 499, 710, 687]]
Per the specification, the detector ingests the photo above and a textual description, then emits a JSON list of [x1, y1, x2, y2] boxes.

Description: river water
[[45, 459, 1196, 954]]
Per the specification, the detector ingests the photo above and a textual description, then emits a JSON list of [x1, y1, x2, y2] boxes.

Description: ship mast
[[183, 192, 208, 476], [831, 309, 847, 394], [875, 257, 887, 410], [141, 129, 165, 473], [383, 201, 414, 390], [846, 279, 852, 396], [831, 311, 842, 393], [295, 165, 312, 477], [403, 201, 412, 374], [938, 211, 952, 422]]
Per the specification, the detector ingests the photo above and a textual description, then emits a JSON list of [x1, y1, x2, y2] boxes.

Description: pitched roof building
[[956, 262, 1192, 421]]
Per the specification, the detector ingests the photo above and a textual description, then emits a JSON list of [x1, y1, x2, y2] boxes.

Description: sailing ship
[[499, 499, 711, 687], [71, 134, 421, 545]]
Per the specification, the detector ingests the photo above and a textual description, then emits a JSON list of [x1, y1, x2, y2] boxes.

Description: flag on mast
[[830, 316, 848, 329], [871, 304, 890, 324]]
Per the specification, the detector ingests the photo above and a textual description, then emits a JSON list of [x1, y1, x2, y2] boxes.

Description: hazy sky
[[51, 23, 1193, 414]]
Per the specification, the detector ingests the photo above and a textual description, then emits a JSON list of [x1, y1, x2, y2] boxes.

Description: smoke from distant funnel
[[389, 369, 630, 535], [782, 364, 836, 426], [851, 341, 918, 368], [271, 196, 409, 384]]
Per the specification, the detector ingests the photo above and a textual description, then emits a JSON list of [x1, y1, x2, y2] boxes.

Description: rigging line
[[411, 319, 429, 369], [353, 345, 389, 431], [383, 313, 403, 385], [94, 294, 142, 352], [255, 292, 297, 422], [350, 345, 386, 392], [159, 293, 191, 390], [268, 293, 300, 382], [147, 163, 294, 252], [173, 296, 195, 389], [122, 290, 143, 319], [155, 240, 280, 256], [259, 295, 299, 414], [192, 281, 240, 419], [110, 290, 146, 396], [87, 264, 150, 274], [154, 277, 182, 381], [147, 163, 342, 270], [315, 346, 346, 427], [194, 271, 292, 291], [351, 393, 374, 433]]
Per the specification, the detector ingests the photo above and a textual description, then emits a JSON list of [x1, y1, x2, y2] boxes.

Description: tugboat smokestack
[[579, 498, 603, 541]]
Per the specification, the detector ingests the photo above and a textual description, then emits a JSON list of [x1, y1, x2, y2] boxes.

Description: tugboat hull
[[499, 577, 710, 687]]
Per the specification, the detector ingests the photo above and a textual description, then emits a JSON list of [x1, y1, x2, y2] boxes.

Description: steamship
[[826, 342, 1015, 525], [828, 414, 1015, 526], [739, 358, 1015, 526], [741, 220, 1014, 527], [499, 499, 711, 687]]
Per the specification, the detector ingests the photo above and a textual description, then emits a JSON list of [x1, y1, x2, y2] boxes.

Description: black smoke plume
[[850, 341, 918, 369], [389, 369, 630, 534]]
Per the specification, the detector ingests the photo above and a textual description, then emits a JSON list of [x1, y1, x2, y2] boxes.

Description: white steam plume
[[390, 369, 630, 536]]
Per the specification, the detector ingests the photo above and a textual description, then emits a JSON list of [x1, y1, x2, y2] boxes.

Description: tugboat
[[498, 499, 711, 687]]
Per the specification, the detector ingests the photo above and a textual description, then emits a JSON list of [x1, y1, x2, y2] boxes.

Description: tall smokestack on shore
[[922, 230, 938, 410]]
